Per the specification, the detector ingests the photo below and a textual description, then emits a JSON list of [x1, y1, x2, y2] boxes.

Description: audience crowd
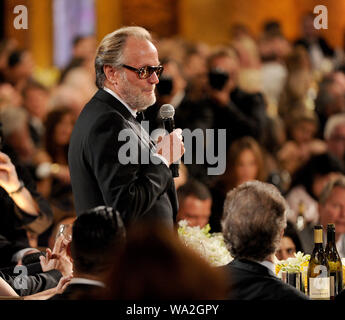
[[1, 13, 345, 300]]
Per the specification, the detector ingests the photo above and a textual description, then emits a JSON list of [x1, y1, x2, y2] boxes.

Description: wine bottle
[[296, 201, 305, 231], [307, 225, 330, 300], [325, 223, 343, 299]]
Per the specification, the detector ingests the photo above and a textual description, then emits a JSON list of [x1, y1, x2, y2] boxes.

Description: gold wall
[[180, 0, 345, 48], [4, 0, 345, 68]]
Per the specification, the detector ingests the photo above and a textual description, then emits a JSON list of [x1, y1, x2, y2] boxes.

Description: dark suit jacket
[[68, 89, 178, 227], [222, 259, 308, 300], [0, 269, 61, 296]]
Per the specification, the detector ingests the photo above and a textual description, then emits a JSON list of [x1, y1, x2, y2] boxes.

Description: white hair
[[0, 107, 28, 137], [324, 113, 345, 140]]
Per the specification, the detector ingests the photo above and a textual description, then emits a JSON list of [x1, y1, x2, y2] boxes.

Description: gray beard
[[119, 72, 156, 111]]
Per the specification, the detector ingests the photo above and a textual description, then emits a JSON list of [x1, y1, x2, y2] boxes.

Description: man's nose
[[148, 71, 159, 84]]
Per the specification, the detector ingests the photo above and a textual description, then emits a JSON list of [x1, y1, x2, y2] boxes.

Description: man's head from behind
[[221, 180, 287, 261], [176, 179, 212, 228], [319, 176, 345, 237], [69, 206, 125, 276]]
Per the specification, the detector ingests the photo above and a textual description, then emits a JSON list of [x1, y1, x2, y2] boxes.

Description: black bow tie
[[135, 112, 144, 123]]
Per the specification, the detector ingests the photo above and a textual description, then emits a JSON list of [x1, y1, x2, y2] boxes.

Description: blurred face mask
[[208, 68, 229, 91], [156, 76, 173, 96]]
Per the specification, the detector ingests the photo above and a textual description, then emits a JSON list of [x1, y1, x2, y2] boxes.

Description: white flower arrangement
[[177, 220, 233, 267], [276, 251, 310, 275]]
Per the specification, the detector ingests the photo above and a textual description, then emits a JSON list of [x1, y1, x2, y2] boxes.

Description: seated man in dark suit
[[51, 206, 125, 300], [221, 180, 308, 300]]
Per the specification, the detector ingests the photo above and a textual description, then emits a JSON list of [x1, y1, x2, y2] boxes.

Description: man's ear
[[103, 65, 118, 85]]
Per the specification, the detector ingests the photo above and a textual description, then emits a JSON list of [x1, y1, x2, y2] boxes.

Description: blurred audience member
[[277, 109, 327, 175], [70, 34, 97, 73], [181, 42, 208, 102], [259, 20, 289, 112], [258, 20, 291, 63], [22, 80, 51, 147], [5, 49, 35, 91], [278, 46, 313, 122], [286, 152, 345, 225], [1, 107, 37, 169], [276, 221, 303, 261], [324, 112, 345, 164], [295, 12, 335, 72], [0, 82, 22, 109], [231, 25, 262, 94], [34, 107, 75, 223], [187, 49, 262, 184], [59, 66, 97, 117], [49, 84, 86, 118], [221, 180, 308, 300], [176, 179, 212, 228], [92, 222, 226, 300], [298, 176, 345, 256], [51, 206, 125, 300], [0, 38, 18, 78], [210, 136, 267, 232], [315, 71, 345, 137]]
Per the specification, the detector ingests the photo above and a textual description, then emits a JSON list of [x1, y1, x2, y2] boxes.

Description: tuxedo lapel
[[95, 89, 156, 151]]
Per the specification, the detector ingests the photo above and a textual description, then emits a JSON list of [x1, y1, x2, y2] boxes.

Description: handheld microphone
[[159, 104, 179, 177]]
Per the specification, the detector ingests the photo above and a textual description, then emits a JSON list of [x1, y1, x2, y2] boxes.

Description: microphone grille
[[159, 104, 175, 119]]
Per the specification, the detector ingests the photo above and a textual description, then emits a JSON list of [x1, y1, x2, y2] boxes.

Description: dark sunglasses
[[122, 64, 164, 79]]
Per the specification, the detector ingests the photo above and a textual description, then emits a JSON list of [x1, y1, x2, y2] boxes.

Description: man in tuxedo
[[298, 176, 345, 257], [68, 27, 184, 227], [221, 181, 308, 300], [51, 206, 125, 300]]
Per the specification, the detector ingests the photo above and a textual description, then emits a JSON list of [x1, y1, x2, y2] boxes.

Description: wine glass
[[56, 223, 73, 243]]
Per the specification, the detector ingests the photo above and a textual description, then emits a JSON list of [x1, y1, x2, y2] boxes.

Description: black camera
[[208, 68, 229, 91]]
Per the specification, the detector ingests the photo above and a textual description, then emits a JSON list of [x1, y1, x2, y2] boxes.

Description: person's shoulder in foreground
[[223, 258, 308, 300], [220, 180, 309, 300]]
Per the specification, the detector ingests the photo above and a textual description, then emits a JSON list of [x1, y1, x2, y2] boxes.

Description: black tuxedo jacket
[[222, 259, 308, 300], [68, 89, 178, 227]]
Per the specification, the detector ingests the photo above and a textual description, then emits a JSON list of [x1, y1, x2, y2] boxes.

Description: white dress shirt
[[257, 260, 277, 277]]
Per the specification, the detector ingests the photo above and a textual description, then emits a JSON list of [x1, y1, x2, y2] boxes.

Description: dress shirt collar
[[103, 86, 137, 118], [257, 260, 277, 277], [70, 277, 106, 288]]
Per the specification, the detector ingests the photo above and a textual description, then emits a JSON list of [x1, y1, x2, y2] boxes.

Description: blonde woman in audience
[[277, 109, 327, 175]]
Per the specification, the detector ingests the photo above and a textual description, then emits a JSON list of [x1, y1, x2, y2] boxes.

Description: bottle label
[[309, 277, 330, 299], [330, 275, 335, 298]]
